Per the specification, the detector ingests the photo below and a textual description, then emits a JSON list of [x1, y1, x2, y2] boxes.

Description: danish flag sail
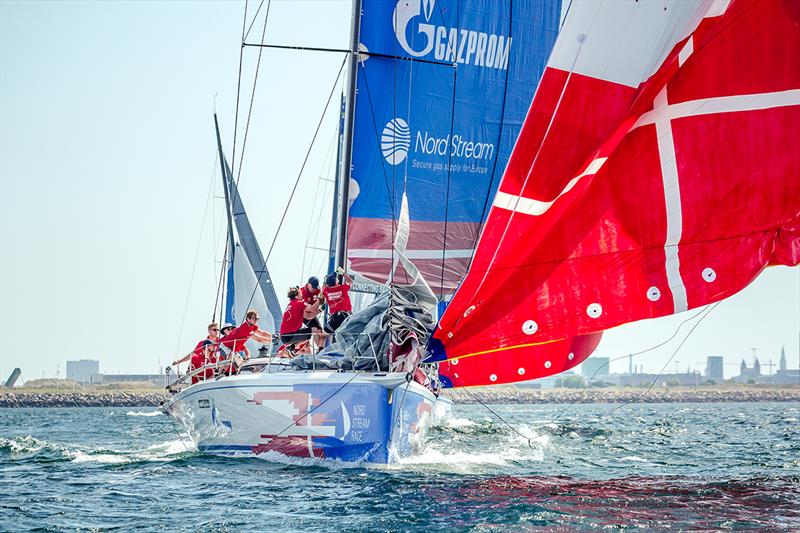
[[433, 0, 800, 374]]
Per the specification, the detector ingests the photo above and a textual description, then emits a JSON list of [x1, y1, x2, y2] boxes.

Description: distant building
[[613, 372, 701, 387], [705, 356, 724, 380], [66, 359, 100, 383], [736, 357, 762, 381], [582, 357, 610, 379], [773, 345, 800, 385]]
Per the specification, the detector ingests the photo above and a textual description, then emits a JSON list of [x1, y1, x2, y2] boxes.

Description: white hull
[[163, 370, 438, 463]]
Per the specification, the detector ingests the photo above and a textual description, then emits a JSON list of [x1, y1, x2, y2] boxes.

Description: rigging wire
[[466, 301, 721, 444], [301, 130, 338, 279], [238, 55, 348, 315], [174, 152, 219, 356], [233, 0, 272, 186], [466, 0, 515, 271], [604, 302, 720, 414], [243, 0, 266, 41]]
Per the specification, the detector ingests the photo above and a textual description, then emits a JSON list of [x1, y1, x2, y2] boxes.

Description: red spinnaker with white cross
[[435, 0, 799, 386]]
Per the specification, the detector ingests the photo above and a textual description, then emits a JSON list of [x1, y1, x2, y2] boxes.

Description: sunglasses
[[210, 328, 219, 332]]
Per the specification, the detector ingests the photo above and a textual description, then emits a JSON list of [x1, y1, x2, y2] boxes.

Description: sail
[[231, 242, 273, 350], [225, 172, 282, 332], [434, 0, 800, 363], [215, 114, 281, 335], [344, 0, 565, 298]]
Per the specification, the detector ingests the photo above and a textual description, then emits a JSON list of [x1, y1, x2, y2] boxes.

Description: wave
[[125, 410, 163, 417], [1, 435, 193, 465], [70, 439, 193, 464]]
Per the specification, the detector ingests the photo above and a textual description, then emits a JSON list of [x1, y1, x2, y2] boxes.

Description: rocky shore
[[1, 386, 798, 407], [0, 391, 168, 408]]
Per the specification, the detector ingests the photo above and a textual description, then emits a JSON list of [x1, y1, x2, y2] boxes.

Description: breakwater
[[1, 387, 798, 407], [0, 392, 168, 408]]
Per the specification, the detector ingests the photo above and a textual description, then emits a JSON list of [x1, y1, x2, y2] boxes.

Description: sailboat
[[163, 0, 799, 464]]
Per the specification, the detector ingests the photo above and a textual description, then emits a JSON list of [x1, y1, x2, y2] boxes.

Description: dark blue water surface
[[2, 402, 798, 531]]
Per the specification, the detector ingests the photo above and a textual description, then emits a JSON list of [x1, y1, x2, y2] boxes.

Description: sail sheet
[[434, 0, 800, 363], [345, 0, 564, 297]]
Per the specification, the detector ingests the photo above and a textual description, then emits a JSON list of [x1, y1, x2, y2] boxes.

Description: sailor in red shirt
[[218, 310, 272, 373], [322, 268, 353, 336], [190, 340, 218, 384], [279, 286, 325, 352], [172, 322, 220, 368], [300, 276, 324, 331]]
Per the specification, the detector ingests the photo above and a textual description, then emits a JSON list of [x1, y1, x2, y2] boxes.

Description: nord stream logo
[[382, 117, 495, 165], [381, 118, 411, 165], [392, 0, 512, 70]]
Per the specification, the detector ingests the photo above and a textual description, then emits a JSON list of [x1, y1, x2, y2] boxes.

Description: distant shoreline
[[1, 386, 798, 408]]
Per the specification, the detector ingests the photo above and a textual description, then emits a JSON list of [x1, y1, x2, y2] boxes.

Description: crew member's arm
[[303, 298, 322, 319], [252, 329, 272, 343], [335, 266, 353, 285], [172, 351, 193, 366]]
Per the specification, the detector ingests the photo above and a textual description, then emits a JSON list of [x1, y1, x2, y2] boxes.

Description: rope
[[273, 371, 362, 438], [461, 387, 536, 448], [463, 302, 720, 443], [605, 302, 720, 413]]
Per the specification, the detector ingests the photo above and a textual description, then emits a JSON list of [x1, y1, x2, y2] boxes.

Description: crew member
[[172, 322, 220, 367], [279, 286, 325, 352], [322, 267, 353, 336], [301, 276, 324, 331], [190, 340, 218, 384], [301, 277, 321, 305], [219, 310, 272, 373]]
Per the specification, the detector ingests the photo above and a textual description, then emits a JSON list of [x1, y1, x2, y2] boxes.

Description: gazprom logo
[[392, 0, 512, 70], [381, 118, 411, 165]]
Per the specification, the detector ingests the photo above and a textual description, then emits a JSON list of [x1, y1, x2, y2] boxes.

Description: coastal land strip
[[1, 385, 798, 408]]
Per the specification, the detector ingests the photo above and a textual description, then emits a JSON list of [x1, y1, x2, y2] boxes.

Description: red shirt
[[190, 343, 217, 384], [219, 322, 257, 352], [194, 335, 217, 352], [280, 299, 306, 334], [300, 286, 320, 305], [322, 283, 352, 314]]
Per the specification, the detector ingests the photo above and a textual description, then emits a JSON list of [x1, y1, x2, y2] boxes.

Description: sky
[[1, 0, 798, 383]]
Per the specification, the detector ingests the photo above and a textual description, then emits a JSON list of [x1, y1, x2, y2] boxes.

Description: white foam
[[69, 439, 192, 465], [621, 455, 649, 463], [125, 410, 163, 417], [439, 416, 475, 428]]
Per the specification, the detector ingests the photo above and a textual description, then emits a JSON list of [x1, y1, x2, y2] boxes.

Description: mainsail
[[434, 0, 800, 365], [344, 0, 565, 298], [214, 114, 281, 336]]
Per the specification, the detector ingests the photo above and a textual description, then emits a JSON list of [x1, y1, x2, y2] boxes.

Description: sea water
[[1, 402, 798, 531]]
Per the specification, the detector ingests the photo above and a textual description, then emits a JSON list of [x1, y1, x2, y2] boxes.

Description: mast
[[328, 95, 345, 275], [334, 0, 362, 270], [214, 113, 236, 324]]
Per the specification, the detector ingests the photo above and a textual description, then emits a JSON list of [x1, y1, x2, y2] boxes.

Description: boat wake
[[1, 435, 194, 465], [125, 410, 163, 417]]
